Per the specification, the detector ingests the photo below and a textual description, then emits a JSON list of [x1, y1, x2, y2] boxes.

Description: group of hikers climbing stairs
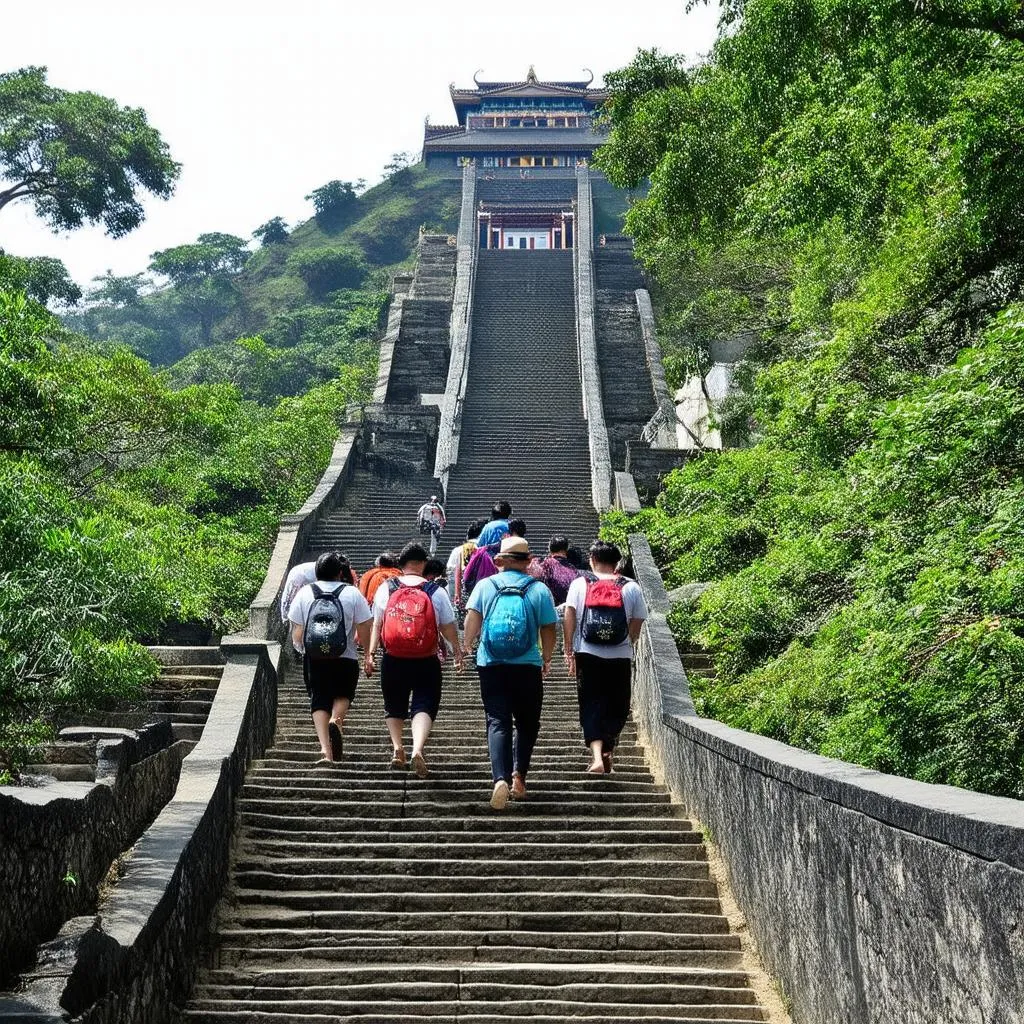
[[179, 179, 768, 1022]]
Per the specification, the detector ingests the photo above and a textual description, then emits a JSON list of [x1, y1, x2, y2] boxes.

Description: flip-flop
[[411, 752, 429, 778], [391, 749, 407, 768]]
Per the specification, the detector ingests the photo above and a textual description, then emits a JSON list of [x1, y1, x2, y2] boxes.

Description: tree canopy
[[0, 66, 180, 236], [305, 180, 360, 232], [598, 0, 1024, 796], [253, 216, 289, 246]]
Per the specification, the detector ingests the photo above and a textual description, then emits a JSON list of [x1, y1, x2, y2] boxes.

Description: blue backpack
[[481, 578, 540, 660]]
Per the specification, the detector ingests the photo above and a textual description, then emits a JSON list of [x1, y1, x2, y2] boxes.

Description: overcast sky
[[1, 0, 719, 289]]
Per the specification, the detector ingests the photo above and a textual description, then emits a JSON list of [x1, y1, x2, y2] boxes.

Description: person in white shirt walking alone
[[416, 495, 446, 556]]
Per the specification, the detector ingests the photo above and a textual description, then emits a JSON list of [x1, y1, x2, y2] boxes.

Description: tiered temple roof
[[422, 66, 609, 167]]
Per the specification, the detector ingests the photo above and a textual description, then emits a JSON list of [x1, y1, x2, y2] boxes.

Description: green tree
[[0, 250, 80, 305], [597, 0, 1024, 797], [87, 271, 149, 308], [252, 216, 289, 246], [0, 66, 180, 236], [286, 245, 367, 298], [305, 180, 360, 232], [149, 233, 249, 343], [382, 152, 414, 183]]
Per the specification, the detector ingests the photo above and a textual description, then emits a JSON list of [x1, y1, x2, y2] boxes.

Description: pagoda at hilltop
[[422, 66, 608, 170]]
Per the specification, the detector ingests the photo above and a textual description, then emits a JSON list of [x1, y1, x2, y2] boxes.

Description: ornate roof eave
[[451, 83, 608, 102]]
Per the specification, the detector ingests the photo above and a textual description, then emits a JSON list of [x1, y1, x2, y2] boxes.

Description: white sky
[[1, 0, 718, 289]]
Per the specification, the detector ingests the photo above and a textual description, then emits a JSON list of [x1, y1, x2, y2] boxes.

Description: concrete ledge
[[626, 531, 1024, 1024], [372, 282, 409, 405], [2, 644, 281, 1024], [575, 166, 613, 512], [613, 470, 641, 513], [434, 161, 478, 492]]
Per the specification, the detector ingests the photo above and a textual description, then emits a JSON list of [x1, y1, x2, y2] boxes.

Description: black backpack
[[304, 583, 349, 660], [580, 572, 629, 645]]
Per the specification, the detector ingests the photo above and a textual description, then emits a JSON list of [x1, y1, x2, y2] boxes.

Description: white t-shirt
[[566, 573, 649, 660], [372, 574, 456, 627], [280, 560, 317, 623], [289, 580, 372, 659]]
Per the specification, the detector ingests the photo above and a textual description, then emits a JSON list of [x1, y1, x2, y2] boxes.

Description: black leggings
[[575, 652, 631, 752]]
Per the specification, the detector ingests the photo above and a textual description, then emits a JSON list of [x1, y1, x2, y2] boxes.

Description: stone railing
[[635, 289, 678, 449], [573, 164, 613, 511], [433, 161, 478, 493], [626, 526, 1024, 1024], [0, 724, 188, 990], [2, 641, 281, 1023]]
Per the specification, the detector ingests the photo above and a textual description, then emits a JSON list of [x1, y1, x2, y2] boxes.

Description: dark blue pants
[[478, 664, 543, 784]]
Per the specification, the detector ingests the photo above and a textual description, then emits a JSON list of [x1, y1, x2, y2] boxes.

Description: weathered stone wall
[[625, 439, 692, 501], [0, 725, 188, 989], [627, 529, 1024, 1024], [1, 643, 280, 1024], [574, 165, 613, 511], [433, 162, 477, 492]]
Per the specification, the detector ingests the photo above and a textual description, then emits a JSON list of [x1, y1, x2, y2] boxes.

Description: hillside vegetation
[[598, 0, 1024, 797], [68, 164, 460, 400], [0, 162, 457, 781]]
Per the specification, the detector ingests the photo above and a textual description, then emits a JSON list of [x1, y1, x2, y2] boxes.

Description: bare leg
[[386, 716, 406, 758], [331, 697, 351, 729], [312, 710, 332, 759], [411, 711, 433, 777], [410, 711, 433, 757], [586, 738, 605, 774]]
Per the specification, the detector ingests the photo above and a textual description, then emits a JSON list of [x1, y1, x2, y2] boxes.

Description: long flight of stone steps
[[179, 225, 767, 1021], [181, 658, 765, 1023], [444, 248, 599, 549]]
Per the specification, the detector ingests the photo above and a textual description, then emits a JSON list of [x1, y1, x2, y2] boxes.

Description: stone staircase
[[178, 227, 768, 1023], [594, 243, 658, 469], [181, 658, 765, 1023], [444, 248, 599, 549], [58, 646, 225, 756]]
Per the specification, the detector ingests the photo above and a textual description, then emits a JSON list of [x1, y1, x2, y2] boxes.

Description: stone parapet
[[635, 289, 678, 448], [626, 525, 1024, 1024], [574, 165, 613, 511], [0, 723, 188, 990], [434, 161, 478, 492], [0, 644, 281, 1024]]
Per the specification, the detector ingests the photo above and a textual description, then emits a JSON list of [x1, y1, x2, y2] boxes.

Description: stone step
[[231, 857, 708, 879], [230, 871, 717, 898], [217, 908, 733, 937], [182, 1011, 763, 1024], [215, 943, 741, 970]]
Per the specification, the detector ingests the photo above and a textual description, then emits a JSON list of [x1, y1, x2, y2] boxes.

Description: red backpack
[[580, 572, 629, 645], [381, 579, 440, 658]]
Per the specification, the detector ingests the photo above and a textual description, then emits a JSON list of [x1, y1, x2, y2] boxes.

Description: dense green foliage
[[67, 163, 460, 377], [0, 290, 367, 781], [0, 66, 179, 235], [598, 2, 1024, 795]]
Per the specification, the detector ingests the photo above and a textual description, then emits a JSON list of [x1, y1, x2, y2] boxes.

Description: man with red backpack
[[364, 542, 463, 777], [563, 540, 649, 775]]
